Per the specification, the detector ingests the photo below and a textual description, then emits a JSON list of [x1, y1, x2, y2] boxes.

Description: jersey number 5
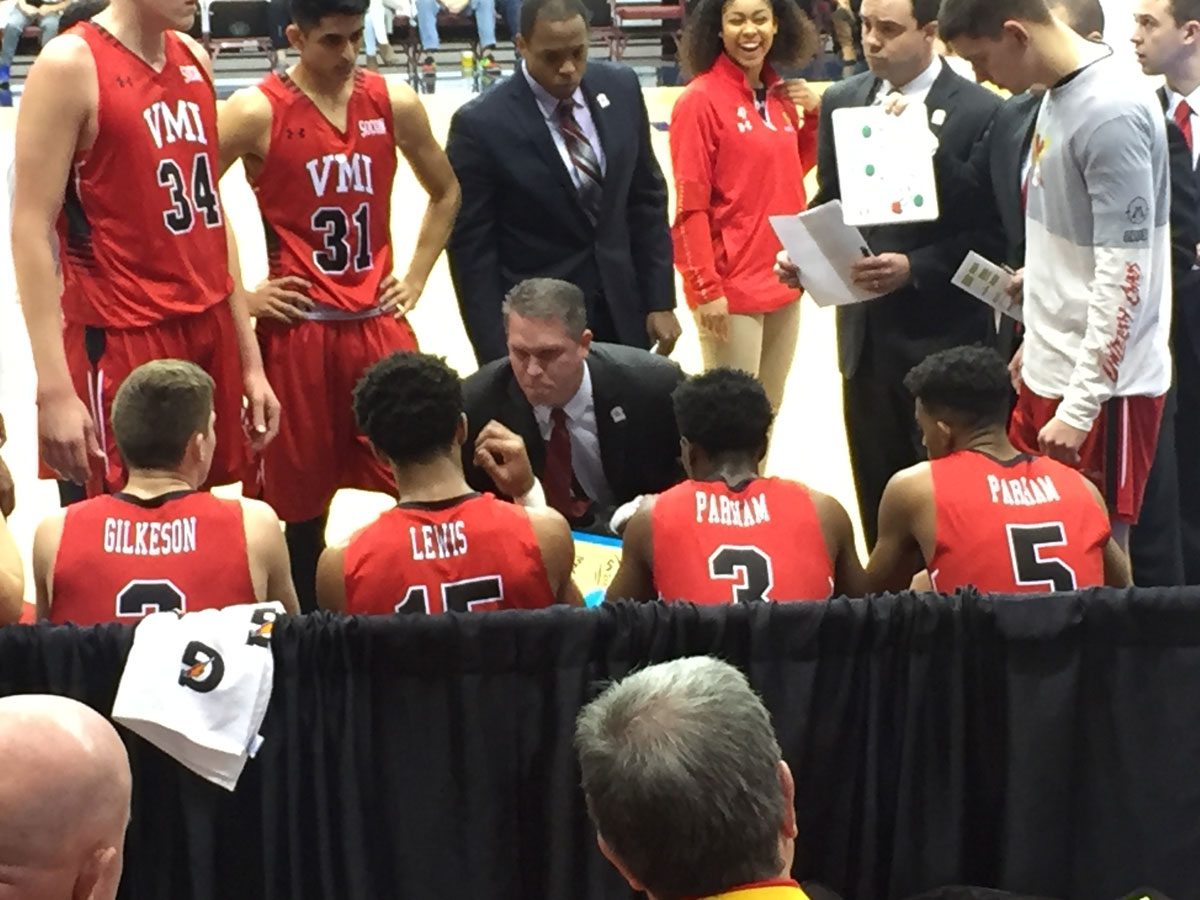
[[707, 545, 774, 604], [1006, 522, 1078, 592], [312, 203, 372, 275], [157, 156, 222, 235]]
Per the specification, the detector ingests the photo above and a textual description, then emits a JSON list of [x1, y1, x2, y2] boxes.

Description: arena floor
[[0, 74, 858, 603]]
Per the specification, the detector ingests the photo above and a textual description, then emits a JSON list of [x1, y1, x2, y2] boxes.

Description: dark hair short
[[672, 368, 774, 459], [938, 0, 1052, 41], [520, 0, 590, 40], [903, 345, 1013, 430], [353, 352, 464, 465], [289, 0, 369, 31]]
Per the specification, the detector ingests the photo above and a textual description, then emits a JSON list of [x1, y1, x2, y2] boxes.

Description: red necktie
[[1176, 99, 1194, 153], [543, 408, 590, 520]]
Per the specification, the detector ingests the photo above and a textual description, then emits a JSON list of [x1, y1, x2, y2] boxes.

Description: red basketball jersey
[[344, 494, 556, 615], [651, 478, 834, 604], [58, 24, 231, 329], [252, 70, 397, 312], [928, 450, 1110, 594], [50, 491, 256, 625]]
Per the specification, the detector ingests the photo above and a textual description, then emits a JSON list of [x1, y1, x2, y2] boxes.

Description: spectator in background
[[463, 278, 685, 534], [415, 0, 500, 84], [0, 695, 131, 900], [832, 0, 861, 76], [446, 0, 680, 364], [575, 656, 831, 900], [670, 0, 819, 413], [0, 0, 69, 85]]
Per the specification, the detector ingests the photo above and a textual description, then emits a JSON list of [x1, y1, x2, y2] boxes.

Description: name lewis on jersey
[[143, 100, 208, 150], [306, 153, 375, 197]]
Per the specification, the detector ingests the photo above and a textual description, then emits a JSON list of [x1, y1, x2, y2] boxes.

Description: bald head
[[0, 696, 131, 900]]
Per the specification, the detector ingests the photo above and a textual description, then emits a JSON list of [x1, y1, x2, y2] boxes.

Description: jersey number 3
[[157, 156, 222, 235], [708, 545, 774, 604], [1006, 522, 1078, 592], [312, 204, 372, 275]]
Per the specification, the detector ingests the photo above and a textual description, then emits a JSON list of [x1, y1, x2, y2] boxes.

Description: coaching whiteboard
[[831, 104, 939, 226]]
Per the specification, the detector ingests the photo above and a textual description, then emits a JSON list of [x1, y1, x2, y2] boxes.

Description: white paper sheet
[[951, 251, 1022, 322], [831, 104, 940, 225], [770, 201, 884, 308]]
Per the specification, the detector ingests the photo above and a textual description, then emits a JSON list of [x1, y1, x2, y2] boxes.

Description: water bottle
[[460, 49, 475, 75]]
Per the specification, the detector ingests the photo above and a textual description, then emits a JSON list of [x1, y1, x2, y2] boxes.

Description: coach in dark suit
[[463, 279, 685, 534], [798, 0, 1000, 546], [445, 0, 680, 365]]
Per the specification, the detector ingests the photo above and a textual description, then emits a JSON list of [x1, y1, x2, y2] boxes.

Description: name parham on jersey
[[986, 473, 1064, 507], [103, 516, 198, 556], [695, 491, 771, 527], [410, 521, 469, 561]]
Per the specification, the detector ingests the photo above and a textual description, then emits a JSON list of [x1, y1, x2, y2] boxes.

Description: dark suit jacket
[[446, 63, 676, 364], [813, 63, 1002, 377], [461, 343, 685, 532], [1157, 87, 1200, 351]]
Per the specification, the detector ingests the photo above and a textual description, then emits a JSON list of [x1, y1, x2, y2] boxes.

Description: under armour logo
[[116, 75, 133, 87], [285, 127, 306, 139]]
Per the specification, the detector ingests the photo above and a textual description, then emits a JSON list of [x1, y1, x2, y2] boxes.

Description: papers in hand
[[951, 251, 1022, 322], [831, 103, 940, 226], [770, 201, 884, 308]]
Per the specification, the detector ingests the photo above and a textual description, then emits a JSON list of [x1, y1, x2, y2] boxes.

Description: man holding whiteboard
[[777, 0, 1000, 548]]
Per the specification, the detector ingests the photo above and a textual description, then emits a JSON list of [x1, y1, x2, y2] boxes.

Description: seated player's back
[[652, 477, 834, 604], [46, 491, 256, 625], [344, 493, 557, 615], [929, 450, 1111, 593]]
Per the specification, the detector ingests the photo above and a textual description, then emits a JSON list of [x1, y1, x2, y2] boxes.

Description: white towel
[[112, 603, 283, 791]]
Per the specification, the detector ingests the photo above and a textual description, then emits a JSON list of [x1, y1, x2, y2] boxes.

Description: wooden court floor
[[0, 81, 860, 602]]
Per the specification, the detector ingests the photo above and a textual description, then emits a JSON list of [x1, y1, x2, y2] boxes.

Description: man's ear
[[778, 760, 798, 841], [597, 834, 647, 894], [73, 845, 121, 900]]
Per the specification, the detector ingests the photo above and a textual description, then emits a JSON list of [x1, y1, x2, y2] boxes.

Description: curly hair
[[903, 345, 1013, 429], [679, 0, 819, 80], [353, 352, 464, 465], [672, 368, 774, 459]]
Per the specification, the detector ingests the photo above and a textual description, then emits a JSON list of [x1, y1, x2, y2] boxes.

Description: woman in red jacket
[[670, 0, 819, 412]]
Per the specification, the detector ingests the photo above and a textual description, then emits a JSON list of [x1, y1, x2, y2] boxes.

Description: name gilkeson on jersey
[[102, 516, 198, 556]]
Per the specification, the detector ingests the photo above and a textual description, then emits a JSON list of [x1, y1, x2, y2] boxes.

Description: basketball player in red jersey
[[217, 0, 460, 611], [31, 361, 299, 625], [12, 0, 279, 495], [316, 352, 580, 615], [607, 368, 867, 604], [867, 346, 1131, 594]]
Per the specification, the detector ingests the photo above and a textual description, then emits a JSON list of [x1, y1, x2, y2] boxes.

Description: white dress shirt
[[1167, 84, 1200, 169], [522, 61, 607, 189], [532, 363, 613, 507], [878, 55, 943, 102]]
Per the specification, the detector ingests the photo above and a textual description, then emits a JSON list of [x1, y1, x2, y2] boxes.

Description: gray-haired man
[[575, 656, 822, 900]]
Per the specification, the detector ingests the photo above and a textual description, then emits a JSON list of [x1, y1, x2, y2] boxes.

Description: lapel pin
[[931, 108, 947, 126], [597, 93, 610, 108], [611, 406, 626, 423]]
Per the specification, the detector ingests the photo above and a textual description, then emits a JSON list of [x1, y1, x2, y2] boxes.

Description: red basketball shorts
[[1008, 385, 1165, 524], [58, 301, 247, 496], [248, 313, 418, 523]]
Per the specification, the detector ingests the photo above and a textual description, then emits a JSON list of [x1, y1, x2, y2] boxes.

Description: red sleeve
[[797, 107, 819, 176], [669, 87, 725, 307]]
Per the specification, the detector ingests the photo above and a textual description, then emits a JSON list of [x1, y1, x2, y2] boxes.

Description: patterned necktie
[[556, 99, 604, 225], [543, 408, 590, 520], [1176, 99, 1194, 154]]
